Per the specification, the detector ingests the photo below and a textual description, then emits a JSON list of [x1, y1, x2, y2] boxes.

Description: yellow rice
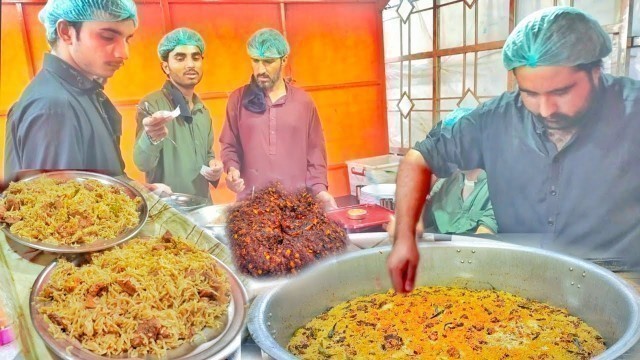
[[37, 235, 231, 357], [289, 286, 606, 359], [0, 177, 140, 245]]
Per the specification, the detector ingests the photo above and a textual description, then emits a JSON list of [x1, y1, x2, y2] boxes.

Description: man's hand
[[142, 112, 174, 143], [316, 191, 337, 211], [202, 159, 223, 182], [475, 224, 494, 234], [225, 167, 245, 193], [145, 183, 172, 196], [387, 239, 420, 293], [386, 150, 433, 294]]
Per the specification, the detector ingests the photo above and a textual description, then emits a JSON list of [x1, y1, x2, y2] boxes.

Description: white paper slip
[[157, 106, 181, 119], [200, 165, 211, 176], [169, 105, 181, 118]]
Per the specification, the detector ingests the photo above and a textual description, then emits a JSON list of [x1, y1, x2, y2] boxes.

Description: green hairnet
[[246, 28, 290, 59], [38, 0, 138, 43], [502, 6, 611, 70], [158, 28, 205, 61]]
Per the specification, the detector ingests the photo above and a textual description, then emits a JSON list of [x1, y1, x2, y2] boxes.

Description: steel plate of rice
[[0, 177, 140, 245], [35, 232, 231, 357]]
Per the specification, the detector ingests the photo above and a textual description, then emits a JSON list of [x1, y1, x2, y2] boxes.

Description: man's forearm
[[394, 150, 432, 244]]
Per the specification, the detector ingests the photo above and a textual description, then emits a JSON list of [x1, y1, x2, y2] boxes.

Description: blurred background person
[[423, 108, 496, 235], [386, 109, 495, 238]]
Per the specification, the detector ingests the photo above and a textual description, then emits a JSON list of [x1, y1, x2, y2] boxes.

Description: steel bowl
[[187, 205, 229, 243], [161, 193, 209, 212], [248, 238, 640, 359], [1, 171, 148, 253], [30, 253, 248, 360]]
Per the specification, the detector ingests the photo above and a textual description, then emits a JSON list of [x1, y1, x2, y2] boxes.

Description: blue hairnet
[[442, 107, 474, 127], [502, 6, 611, 70], [247, 28, 290, 59], [158, 28, 205, 61], [38, 0, 137, 43]]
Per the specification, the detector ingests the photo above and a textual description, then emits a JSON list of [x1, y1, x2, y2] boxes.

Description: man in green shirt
[[133, 28, 222, 201], [386, 108, 496, 237], [423, 108, 496, 234], [426, 169, 496, 234]]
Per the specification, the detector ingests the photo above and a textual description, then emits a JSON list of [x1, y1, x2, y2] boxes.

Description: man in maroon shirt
[[219, 28, 337, 210]]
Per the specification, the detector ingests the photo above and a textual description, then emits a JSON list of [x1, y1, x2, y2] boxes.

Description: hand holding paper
[[155, 106, 181, 121], [201, 159, 223, 182], [140, 105, 180, 144]]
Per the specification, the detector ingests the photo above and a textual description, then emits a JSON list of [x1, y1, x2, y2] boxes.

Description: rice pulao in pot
[[248, 237, 640, 359]]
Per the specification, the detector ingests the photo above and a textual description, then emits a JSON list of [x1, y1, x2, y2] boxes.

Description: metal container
[[31, 254, 248, 360], [161, 193, 209, 212], [187, 205, 230, 244], [356, 184, 396, 209], [249, 238, 640, 359], [1, 171, 148, 254]]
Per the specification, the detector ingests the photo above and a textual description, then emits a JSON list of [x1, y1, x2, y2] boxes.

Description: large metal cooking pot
[[248, 238, 640, 359]]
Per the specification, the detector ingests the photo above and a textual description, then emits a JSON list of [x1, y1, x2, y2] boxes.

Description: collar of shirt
[[43, 53, 103, 92], [44, 54, 121, 137], [473, 171, 487, 183], [162, 81, 205, 122], [265, 83, 290, 107], [192, 93, 205, 112]]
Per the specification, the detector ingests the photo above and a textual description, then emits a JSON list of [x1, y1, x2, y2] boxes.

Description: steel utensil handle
[[379, 197, 395, 211], [355, 185, 365, 203]]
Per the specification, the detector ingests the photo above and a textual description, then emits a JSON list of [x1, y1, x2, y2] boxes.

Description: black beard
[[538, 112, 586, 130], [539, 75, 599, 131], [256, 65, 283, 90]]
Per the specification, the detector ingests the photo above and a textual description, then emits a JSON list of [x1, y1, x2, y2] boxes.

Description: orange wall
[[0, 0, 389, 204]]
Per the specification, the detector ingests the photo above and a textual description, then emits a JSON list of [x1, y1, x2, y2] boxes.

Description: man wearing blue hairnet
[[133, 28, 222, 202], [4, 0, 138, 179], [219, 28, 337, 210], [389, 7, 640, 293]]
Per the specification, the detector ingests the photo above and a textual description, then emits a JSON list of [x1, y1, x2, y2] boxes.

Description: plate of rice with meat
[[30, 232, 247, 359], [0, 171, 147, 253]]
